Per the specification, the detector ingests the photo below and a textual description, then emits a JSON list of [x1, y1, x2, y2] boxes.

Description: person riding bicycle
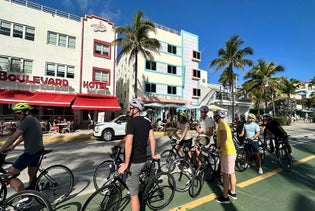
[[214, 110, 237, 204], [263, 113, 293, 159], [172, 112, 192, 157], [235, 114, 246, 145], [118, 98, 160, 211], [195, 105, 215, 166], [0, 102, 44, 194], [239, 113, 263, 175]]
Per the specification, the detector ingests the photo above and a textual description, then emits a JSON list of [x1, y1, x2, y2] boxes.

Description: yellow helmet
[[247, 113, 256, 120]]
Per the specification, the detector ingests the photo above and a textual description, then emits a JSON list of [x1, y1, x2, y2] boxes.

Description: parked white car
[[93, 109, 155, 141], [93, 115, 128, 141]]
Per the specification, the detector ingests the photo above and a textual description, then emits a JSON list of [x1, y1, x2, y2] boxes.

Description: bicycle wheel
[[93, 160, 115, 190], [144, 171, 175, 210], [169, 159, 194, 192], [82, 183, 122, 211], [277, 148, 293, 172], [160, 149, 177, 172], [188, 168, 205, 198], [4, 190, 53, 210], [35, 164, 74, 205], [235, 146, 247, 172]]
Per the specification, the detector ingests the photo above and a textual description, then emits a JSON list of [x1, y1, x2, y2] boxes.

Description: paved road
[[4, 123, 315, 210]]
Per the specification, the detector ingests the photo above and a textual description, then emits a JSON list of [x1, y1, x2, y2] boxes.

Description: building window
[[0, 56, 33, 73], [167, 65, 177, 74], [167, 86, 176, 94], [192, 50, 201, 61], [25, 27, 35, 41], [168, 44, 177, 54], [193, 69, 201, 79], [46, 62, 74, 78], [57, 65, 65, 77], [47, 32, 57, 45], [47, 31, 75, 48], [145, 83, 156, 93], [0, 20, 35, 41], [193, 88, 201, 97], [93, 68, 110, 83], [0, 56, 8, 71], [58, 34, 67, 47], [23, 60, 32, 74], [145, 61, 156, 71], [13, 24, 23, 38], [46, 63, 55, 76], [94, 40, 110, 58], [67, 66, 74, 78], [68, 36, 76, 49], [0, 21, 11, 36]]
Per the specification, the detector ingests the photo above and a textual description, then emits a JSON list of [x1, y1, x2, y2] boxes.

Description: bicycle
[[93, 146, 124, 190], [30, 149, 74, 205], [274, 136, 293, 172], [0, 151, 53, 210], [82, 147, 176, 211], [188, 143, 221, 198], [160, 134, 182, 172], [235, 138, 265, 172]]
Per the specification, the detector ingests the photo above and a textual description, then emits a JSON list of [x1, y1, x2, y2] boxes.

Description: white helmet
[[129, 98, 144, 111]]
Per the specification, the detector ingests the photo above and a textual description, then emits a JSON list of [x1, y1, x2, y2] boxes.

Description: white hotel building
[[116, 22, 208, 121], [0, 0, 120, 128]]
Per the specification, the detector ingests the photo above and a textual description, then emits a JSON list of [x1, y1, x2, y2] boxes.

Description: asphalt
[[0, 121, 313, 144]]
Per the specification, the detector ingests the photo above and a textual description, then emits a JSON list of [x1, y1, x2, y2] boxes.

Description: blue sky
[[30, 0, 315, 84]]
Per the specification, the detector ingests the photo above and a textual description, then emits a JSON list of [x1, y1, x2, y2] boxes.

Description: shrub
[[273, 116, 291, 126]]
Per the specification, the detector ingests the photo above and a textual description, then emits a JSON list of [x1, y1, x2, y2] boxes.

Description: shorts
[[179, 138, 192, 148], [197, 136, 210, 146], [250, 141, 259, 153], [126, 162, 146, 196], [13, 149, 43, 171], [220, 154, 236, 174]]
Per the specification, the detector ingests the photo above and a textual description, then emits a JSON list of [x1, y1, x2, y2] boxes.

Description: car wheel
[[102, 129, 114, 141]]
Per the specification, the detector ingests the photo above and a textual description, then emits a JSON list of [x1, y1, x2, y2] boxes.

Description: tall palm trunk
[[134, 50, 138, 98]]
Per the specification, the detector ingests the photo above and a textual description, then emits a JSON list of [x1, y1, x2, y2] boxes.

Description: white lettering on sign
[[91, 21, 106, 32]]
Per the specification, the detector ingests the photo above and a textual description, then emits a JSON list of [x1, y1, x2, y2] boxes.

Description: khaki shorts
[[220, 154, 236, 174]]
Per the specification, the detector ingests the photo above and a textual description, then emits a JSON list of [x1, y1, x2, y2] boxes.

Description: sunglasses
[[15, 111, 23, 115]]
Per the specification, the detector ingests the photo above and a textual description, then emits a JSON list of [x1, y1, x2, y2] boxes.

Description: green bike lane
[[54, 140, 315, 211]]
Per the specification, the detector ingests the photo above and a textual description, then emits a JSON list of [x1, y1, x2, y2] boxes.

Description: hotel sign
[[91, 21, 107, 32], [0, 71, 107, 90]]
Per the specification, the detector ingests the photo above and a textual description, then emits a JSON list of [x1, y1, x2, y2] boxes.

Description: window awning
[[72, 96, 121, 110], [0, 90, 76, 107]]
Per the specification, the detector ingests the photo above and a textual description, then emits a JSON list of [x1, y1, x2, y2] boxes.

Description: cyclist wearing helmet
[[118, 98, 160, 211], [172, 112, 192, 157], [0, 102, 44, 193], [240, 113, 263, 175], [195, 105, 215, 165], [263, 114, 293, 158], [213, 110, 237, 204]]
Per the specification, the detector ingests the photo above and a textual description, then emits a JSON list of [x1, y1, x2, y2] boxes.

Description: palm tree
[[243, 59, 284, 115], [209, 34, 253, 116], [280, 77, 298, 116], [112, 11, 161, 97]]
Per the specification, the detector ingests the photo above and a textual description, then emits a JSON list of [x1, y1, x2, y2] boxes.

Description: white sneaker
[[258, 168, 263, 175], [16, 197, 33, 209]]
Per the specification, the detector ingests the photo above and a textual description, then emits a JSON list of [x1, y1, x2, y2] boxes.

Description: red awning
[[72, 96, 121, 110], [0, 90, 75, 107]]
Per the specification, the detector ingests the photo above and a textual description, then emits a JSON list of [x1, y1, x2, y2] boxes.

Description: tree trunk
[[134, 51, 138, 98]]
